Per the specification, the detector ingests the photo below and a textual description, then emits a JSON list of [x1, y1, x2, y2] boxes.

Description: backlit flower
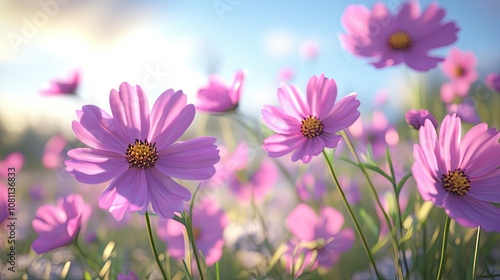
[[412, 114, 500, 232], [65, 82, 220, 220], [286, 204, 354, 270], [32, 194, 91, 254], [42, 134, 67, 169], [158, 198, 228, 266], [340, 1, 459, 71], [440, 48, 478, 103], [196, 70, 246, 113], [40, 69, 81, 96], [229, 158, 278, 203], [262, 74, 360, 163], [405, 109, 438, 130]]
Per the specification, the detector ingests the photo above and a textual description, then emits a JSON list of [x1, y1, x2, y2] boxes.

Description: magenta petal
[[445, 195, 500, 232], [306, 74, 338, 119], [323, 93, 360, 132], [291, 137, 325, 163], [65, 148, 128, 184], [109, 82, 150, 140], [316, 207, 344, 237], [147, 170, 191, 219], [286, 204, 317, 241], [468, 171, 500, 203], [149, 89, 195, 148], [155, 137, 219, 180]]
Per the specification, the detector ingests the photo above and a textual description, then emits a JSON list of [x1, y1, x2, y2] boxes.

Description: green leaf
[[358, 207, 380, 240]]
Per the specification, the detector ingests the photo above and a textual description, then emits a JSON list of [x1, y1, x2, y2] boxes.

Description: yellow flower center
[[454, 66, 465, 77], [125, 139, 159, 169], [441, 168, 471, 196], [388, 31, 412, 50], [300, 115, 324, 139]]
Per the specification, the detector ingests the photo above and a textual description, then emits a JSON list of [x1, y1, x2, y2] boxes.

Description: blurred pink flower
[[340, 1, 459, 71], [405, 109, 438, 130], [440, 48, 478, 103], [282, 243, 318, 277], [32, 194, 91, 254], [204, 142, 249, 188], [262, 74, 360, 163], [40, 69, 81, 96], [42, 134, 67, 169], [412, 114, 500, 232], [158, 198, 228, 266], [0, 184, 8, 224], [0, 152, 24, 178], [286, 204, 355, 269], [277, 67, 295, 82], [117, 271, 139, 280], [485, 73, 500, 92], [296, 173, 327, 202], [349, 110, 395, 159], [65, 82, 220, 220], [229, 158, 278, 203], [446, 100, 480, 124], [196, 70, 246, 113], [300, 40, 319, 60]]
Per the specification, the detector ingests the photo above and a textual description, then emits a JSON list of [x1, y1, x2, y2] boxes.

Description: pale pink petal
[[65, 148, 128, 184], [291, 137, 325, 163], [445, 196, 500, 232], [261, 105, 301, 134], [306, 74, 337, 119], [263, 134, 305, 158], [316, 207, 344, 237], [277, 84, 309, 120], [147, 169, 191, 219], [157, 218, 186, 260], [322, 93, 360, 132], [286, 204, 317, 241], [438, 114, 461, 171]]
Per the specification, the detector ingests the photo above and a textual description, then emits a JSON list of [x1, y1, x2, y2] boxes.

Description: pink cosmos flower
[[117, 271, 139, 280], [0, 152, 24, 178], [440, 48, 478, 103], [349, 110, 395, 159], [262, 74, 360, 163], [42, 134, 67, 169], [412, 114, 500, 232], [229, 158, 278, 203], [32, 194, 91, 254], [65, 82, 220, 220], [41, 69, 81, 96], [0, 184, 8, 224], [446, 100, 480, 124], [486, 73, 500, 92], [203, 142, 249, 188], [158, 198, 228, 266], [405, 109, 438, 130], [340, 1, 459, 71], [300, 40, 319, 61], [196, 70, 246, 113], [278, 67, 295, 83], [286, 204, 355, 270]]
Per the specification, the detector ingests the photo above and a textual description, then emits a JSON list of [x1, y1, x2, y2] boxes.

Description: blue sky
[[1, 0, 499, 136]]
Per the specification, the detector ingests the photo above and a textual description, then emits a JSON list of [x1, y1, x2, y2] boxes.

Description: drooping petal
[[109, 82, 150, 140], [155, 137, 219, 180], [146, 170, 191, 219], [445, 195, 500, 232], [291, 137, 325, 163], [65, 148, 128, 184]]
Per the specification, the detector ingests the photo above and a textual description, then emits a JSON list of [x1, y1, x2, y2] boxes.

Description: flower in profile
[[65, 82, 220, 220], [117, 271, 139, 280], [196, 70, 246, 113], [229, 158, 278, 203], [486, 73, 500, 92], [0, 152, 24, 178], [262, 74, 360, 163], [405, 109, 438, 130], [440, 48, 478, 103], [158, 198, 228, 266], [446, 100, 480, 124], [42, 134, 67, 169], [412, 114, 500, 232], [340, 1, 459, 71], [32, 194, 91, 254], [40, 69, 81, 96], [285, 204, 354, 270]]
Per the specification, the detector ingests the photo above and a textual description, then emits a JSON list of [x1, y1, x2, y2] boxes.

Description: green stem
[[322, 150, 382, 279], [185, 213, 205, 280], [341, 131, 403, 277], [145, 212, 168, 280], [215, 261, 220, 280], [73, 240, 101, 273], [472, 226, 481, 279], [436, 216, 451, 280]]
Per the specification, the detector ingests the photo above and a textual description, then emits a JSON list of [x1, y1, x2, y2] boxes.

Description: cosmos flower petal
[[411, 151, 447, 207], [109, 83, 150, 140], [317, 207, 344, 236], [439, 114, 461, 171], [278, 84, 310, 120], [323, 93, 360, 132], [460, 126, 500, 173], [147, 170, 192, 219], [445, 195, 500, 232], [65, 148, 128, 184], [157, 218, 186, 259], [263, 134, 305, 158], [468, 170, 500, 203], [155, 137, 219, 180], [286, 203, 317, 241], [291, 137, 325, 163], [262, 105, 301, 134], [306, 74, 337, 119]]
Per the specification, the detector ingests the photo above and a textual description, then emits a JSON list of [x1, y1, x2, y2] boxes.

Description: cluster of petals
[[412, 114, 500, 232], [157, 198, 228, 266], [440, 48, 478, 103], [196, 70, 246, 113], [65, 82, 220, 220], [340, 1, 459, 71], [405, 109, 438, 130], [31, 194, 91, 254], [262, 74, 360, 163]]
